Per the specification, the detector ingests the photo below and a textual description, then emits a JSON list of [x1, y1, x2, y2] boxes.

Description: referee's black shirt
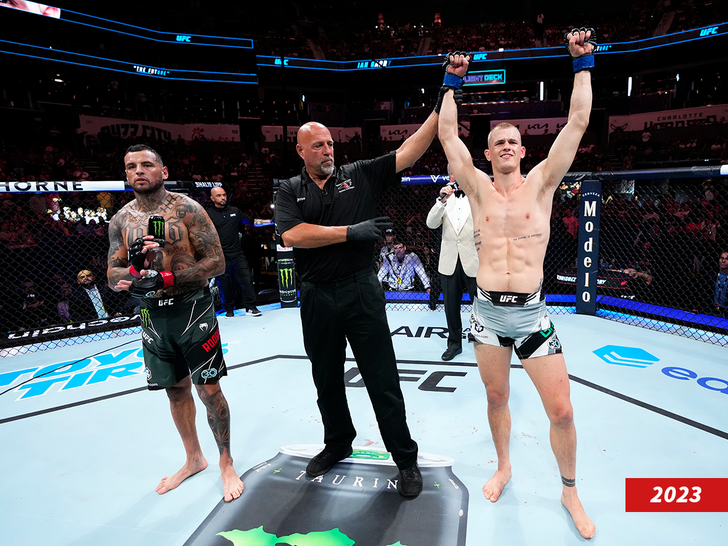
[[206, 204, 251, 255], [275, 151, 398, 283]]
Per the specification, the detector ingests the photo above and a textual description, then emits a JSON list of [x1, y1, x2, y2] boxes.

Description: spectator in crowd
[[377, 228, 397, 267], [69, 269, 118, 322], [57, 283, 74, 323], [378, 241, 431, 292], [206, 186, 262, 317], [623, 262, 654, 302], [17, 280, 53, 330], [714, 251, 728, 316], [426, 175, 478, 361]]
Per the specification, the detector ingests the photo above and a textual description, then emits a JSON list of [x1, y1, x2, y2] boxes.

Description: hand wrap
[[435, 51, 469, 113], [129, 270, 175, 299], [128, 237, 156, 279], [564, 27, 597, 72]]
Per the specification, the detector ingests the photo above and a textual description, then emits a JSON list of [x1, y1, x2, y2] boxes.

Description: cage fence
[[1, 168, 726, 354]]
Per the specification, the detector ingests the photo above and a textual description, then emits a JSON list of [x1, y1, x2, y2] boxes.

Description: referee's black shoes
[[245, 306, 262, 317], [398, 464, 423, 499], [306, 446, 353, 477], [441, 346, 462, 361]]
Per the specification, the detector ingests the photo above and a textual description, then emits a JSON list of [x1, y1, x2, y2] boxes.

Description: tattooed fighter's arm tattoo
[[107, 213, 133, 290], [173, 199, 225, 283]]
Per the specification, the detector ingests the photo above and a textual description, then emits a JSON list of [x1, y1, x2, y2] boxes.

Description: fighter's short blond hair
[[487, 122, 520, 147]]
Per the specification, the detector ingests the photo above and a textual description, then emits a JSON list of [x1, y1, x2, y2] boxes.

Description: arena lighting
[[539, 81, 544, 101], [2, 7, 726, 79], [628, 76, 633, 97], [677, 73, 680, 81]]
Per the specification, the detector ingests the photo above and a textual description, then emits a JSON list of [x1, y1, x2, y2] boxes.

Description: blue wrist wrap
[[443, 73, 464, 89], [572, 55, 595, 73]]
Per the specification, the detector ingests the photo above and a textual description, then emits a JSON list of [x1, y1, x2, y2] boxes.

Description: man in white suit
[[426, 174, 478, 360]]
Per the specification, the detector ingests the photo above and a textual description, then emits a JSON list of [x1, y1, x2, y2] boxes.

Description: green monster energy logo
[[151, 219, 165, 240], [140, 308, 151, 328], [280, 267, 294, 290]]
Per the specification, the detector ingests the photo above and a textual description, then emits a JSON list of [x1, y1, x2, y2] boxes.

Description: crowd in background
[[1, 0, 727, 335]]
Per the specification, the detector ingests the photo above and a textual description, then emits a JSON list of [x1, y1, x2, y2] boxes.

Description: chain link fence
[[373, 173, 727, 348], [1, 170, 726, 354]]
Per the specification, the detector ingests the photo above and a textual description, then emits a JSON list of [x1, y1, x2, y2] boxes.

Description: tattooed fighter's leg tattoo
[[196, 384, 232, 456]]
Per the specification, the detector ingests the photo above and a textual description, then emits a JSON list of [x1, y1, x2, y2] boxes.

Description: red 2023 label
[[626, 479, 728, 512]]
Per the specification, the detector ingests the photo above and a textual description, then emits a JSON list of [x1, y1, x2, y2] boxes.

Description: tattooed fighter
[[107, 144, 244, 502]]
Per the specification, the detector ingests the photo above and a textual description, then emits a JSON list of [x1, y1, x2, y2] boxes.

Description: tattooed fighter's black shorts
[[469, 287, 563, 360], [139, 287, 227, 390]]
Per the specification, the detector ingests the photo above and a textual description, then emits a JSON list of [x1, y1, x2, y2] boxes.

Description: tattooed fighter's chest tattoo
[[121, 195, 188, 247]]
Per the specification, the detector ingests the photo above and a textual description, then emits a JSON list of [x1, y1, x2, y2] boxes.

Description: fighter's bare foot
[[221, 464, 244, 502], [482, 468, 512, 502], [562, 489, 595, 539], [156, 457, 208, 495]]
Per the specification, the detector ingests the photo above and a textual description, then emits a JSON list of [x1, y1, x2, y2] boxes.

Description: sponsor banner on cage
[[491, 117, 568, 135], [0, 180, 126, 193], [608, 104, 728, 133], [79, 115, 240, 142], [0, 314, 141, 350]]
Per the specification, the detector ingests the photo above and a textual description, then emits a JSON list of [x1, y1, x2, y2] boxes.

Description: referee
[[206, 187, 262, 317], [275, 116, 439, 499]]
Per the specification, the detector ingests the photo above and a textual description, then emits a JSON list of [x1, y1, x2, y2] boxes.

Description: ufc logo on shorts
[[500, 295, 518, 303], [157, 298, 175, 306]]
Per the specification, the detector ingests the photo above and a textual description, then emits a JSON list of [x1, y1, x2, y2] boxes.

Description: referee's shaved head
[[296, 122, 335, 181]]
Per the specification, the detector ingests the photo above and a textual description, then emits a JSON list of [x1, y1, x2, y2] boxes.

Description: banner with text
[[261, 126, 361, 144], [79, 115, 240, 143], [608, 104, 728, 133], [491, 117, 568, 136]]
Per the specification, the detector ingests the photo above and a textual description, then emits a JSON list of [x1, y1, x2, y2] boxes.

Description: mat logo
[[593, 345, 659, 368], [0, 343, 229, 400]]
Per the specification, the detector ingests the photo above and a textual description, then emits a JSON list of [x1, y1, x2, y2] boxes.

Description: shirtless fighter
[[437, 29, 597, 539], [107, 144, 244, 502]]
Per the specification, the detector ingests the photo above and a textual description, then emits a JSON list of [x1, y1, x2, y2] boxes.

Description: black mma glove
[[129, 270, 175, 299], [347, 217, 393, 242], [434, 51, 469, 114], [128, 237, 156, 279], [564, 27, 597, 73]]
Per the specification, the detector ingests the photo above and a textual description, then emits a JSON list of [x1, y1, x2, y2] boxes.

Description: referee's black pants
[[300, 268, 418, 470], [441, 256, 477, 350]]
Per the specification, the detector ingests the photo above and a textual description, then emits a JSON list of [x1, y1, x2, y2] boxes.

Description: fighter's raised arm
[[437, 53, 487, 201], [531, 28, 595, 192]]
